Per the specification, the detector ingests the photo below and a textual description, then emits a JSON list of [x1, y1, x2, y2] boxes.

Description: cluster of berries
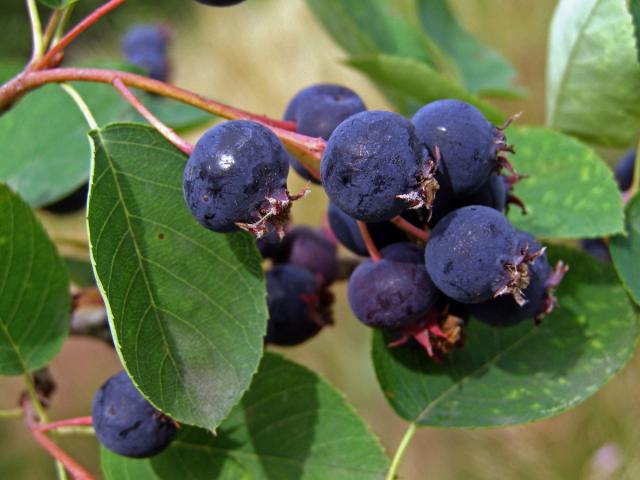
[[182, 81, 568, 358]]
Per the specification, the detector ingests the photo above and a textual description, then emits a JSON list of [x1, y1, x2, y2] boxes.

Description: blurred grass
[[1, 1, 639, 479]]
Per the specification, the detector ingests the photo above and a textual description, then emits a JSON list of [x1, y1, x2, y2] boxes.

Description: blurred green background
[[0, 1, 638, 479]]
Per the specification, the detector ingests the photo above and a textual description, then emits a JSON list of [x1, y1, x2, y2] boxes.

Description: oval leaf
[[507, 126, 624, 238], [609, 194, 640, 305], [346, 54, 506, 123], [101, 353, 389, 480], [546, 0, 640, 146], [0, 185, 70, 375], [372, 247, 639, 428], [87, 123, 267, 428]]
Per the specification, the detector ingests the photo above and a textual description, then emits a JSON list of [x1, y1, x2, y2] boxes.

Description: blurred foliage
[[0, 0, 192, 61]]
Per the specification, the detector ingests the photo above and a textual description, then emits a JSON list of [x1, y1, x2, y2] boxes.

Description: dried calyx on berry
[[425, 206, 543, 305], [183, 120, 307, 238]]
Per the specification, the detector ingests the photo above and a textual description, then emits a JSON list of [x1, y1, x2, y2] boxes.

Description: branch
[[31, 0, 127, 71], [0, 67, 317, 158], [113, 78, 193, 155], [37, 416, 93, 433]]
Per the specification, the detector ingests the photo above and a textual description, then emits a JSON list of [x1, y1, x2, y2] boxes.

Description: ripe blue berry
[[425, 206, 540, 304], [321, 110, 436, 222], [183, 120, 295, 237], [284, 84, 366, 184], [42, 183, 88, 214], [412, 99, 508, 197], [348, 243, 439, 329], [614, 149, 636, 191], [327, 202, 420, 257], [266, 265, 332, 346], [469, 232, 565, 326], [272, 226, 339, 286], [92, 371, 176, 458], [122, 26, 171, 81]]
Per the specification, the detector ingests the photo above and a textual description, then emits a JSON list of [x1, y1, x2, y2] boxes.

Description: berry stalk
[[357, 221, 382, 261], [36, 416, 93, 433], [390, 216, 429, 242], [112, 78, 194, 155]]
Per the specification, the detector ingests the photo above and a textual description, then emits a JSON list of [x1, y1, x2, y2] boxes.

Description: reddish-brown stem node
[[390, 216, 429, 242], [23, 403, 95, 480], [31, 0, 127, 72], [112, 78, 193, 155], [357, 221, 382, 261], [37, 416, 93, 433]]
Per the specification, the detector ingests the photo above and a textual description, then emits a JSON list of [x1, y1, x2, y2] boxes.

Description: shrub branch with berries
[[0, 0, 639, 479]]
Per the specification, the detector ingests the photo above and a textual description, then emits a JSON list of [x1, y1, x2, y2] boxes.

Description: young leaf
[[609, 195, 640, 305], [87, 123, 267, 429], [306, 0, 433, 65], [0, 185, 70, 375], [417, 0, 523, 98], [546, 0, 640, 147], [101, 353, 389, 480], [507, 126, 624, 238], [372, 247, 639, 428], [347, 54, 506, 122]]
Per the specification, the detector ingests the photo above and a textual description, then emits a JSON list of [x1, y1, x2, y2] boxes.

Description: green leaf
[[0, 84, 93, 207], [346, 54, 506, 122], [546, 0, 640, 147], [87, 123, 267, 428], [631, 0, 640, 62], [64, 257, 96, 288], [417, 0, 523, 98], [507, 126, 624, 238], [609, 195, 640, 305], [37, 0, 78, 8], [306, 0, 433, 65], [102, 353, 388, 480], [372, 247, 639, 428], [0, 185, 69, 375]]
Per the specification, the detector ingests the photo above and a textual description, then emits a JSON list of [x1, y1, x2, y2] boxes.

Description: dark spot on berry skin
[[157, 233, 165, 240], [444, 261, 454, 274]]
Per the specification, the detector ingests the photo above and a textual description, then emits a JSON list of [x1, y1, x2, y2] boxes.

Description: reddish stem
[[24, 404, 94, 480], [113, 78, 193, 155], [0, 67, 299, 134], [357, 221, 382, 261], [390, 216, 429, 242], [37, 416, 93, 433], [31, 0, 127, 71]]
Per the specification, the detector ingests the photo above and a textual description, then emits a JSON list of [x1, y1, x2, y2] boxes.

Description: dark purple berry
[[284, 85, 366, 184], [327, 203, 415, 257], [92, 371, 176, 458], [256, 226, 284, 259], [580, 238, 610, 262], [469, 232, 565, 326], [614, 149, 636, 191], [321, 110, 436, 222], [272, 226, 339, 286], [122, 25, 171, 81], [348, 243, 439, 329], [412, 99, 506, 197], [42, 183, 88, 214], [183, 120, 293, 237], [265, 265, 332, 346], [425, 206, 541, 304], [195, 0, 245, 6]]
